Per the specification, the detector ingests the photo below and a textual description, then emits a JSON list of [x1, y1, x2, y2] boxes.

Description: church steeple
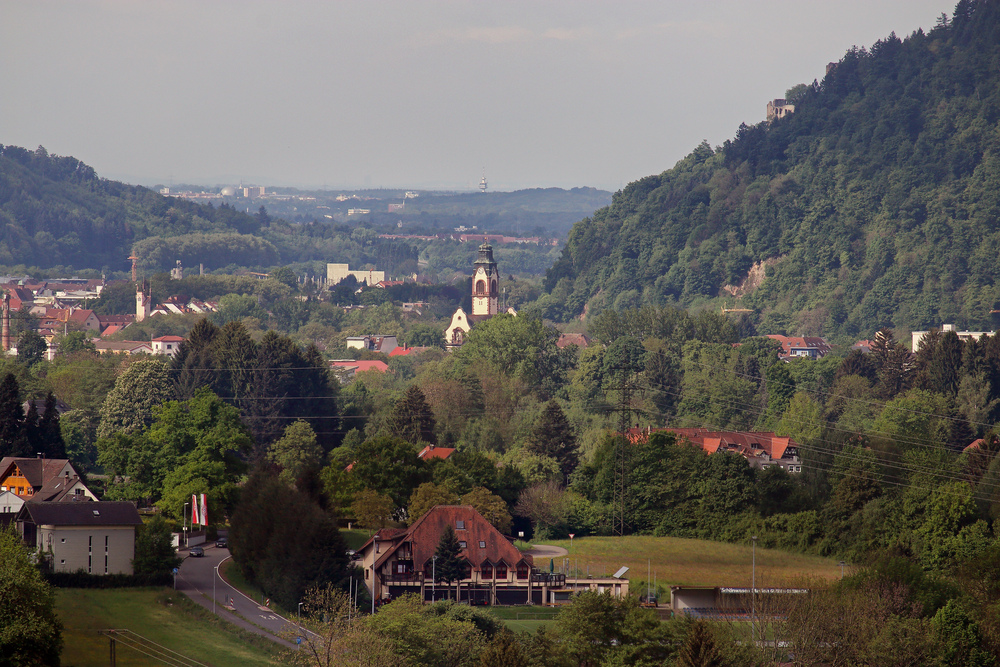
[[471, 243, 499, 318]]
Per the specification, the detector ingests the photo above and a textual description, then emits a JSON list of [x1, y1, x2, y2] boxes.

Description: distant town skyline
[[2, 1, 955, 191]]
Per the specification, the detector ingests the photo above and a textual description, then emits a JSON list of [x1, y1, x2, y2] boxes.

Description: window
[[516, 562, 530, 580], [456, 520, 465, 530], [365, 569, 369, 580], [495, 561, 508, 579], [459, 541, 467, 549], [479, 541, 486, 548], [481, 562, 493, 579]]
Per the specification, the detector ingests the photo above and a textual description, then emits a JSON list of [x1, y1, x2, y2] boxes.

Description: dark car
[[215, 538, 228, 549], [189, 546, 204, 557]]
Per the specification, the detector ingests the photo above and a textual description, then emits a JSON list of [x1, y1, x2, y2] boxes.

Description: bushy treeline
[[542, 0, 1000, 336]]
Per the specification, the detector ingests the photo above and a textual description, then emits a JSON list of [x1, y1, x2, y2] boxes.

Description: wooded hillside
[[543, 0, 1000, 339]]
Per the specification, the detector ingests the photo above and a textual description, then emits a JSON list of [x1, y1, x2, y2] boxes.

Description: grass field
[[57, 588, 285, 667], [486, 606, 560, 633], [533, 535, 842, 592], [341, 528, 372, 551]]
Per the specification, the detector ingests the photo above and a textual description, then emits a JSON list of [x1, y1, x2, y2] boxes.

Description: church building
[[445, 243, 515, 349]]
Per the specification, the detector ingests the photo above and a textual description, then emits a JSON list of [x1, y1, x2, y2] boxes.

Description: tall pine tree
[[434, 524, 466, 601], [0, 373, 25, 457], [391, 385, 437, 445], [528, 399, 578, 482]]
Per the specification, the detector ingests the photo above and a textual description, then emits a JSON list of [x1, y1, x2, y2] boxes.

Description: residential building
[[0, 457, 80, 500], [911, 324, 996, 352], [417, 445, 455, 462], [330, 359, 389, 383], [358, 505, 629, 605], [345, 335, 398, 355], [556, 333, 592, 349], [326, 263, 385, 287], [151, 335, 184, 357], [93, 341, 153, 356], [17, 501, 143, 575], [627, 428, 803, 473], [765, 335, 831, 360]]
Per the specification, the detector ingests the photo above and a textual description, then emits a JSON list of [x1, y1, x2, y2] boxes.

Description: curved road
[[524, 544, 569, 560], [175, 543, 298, 648]]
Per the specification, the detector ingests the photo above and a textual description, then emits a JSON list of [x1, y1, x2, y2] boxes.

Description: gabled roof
[[330, 360, 389, 373], [626, 428, 800, 463], [556, 333, 592, 349], [0, 457, 75, 489], [370, 505, 530, 575], [152, 335, 185, 342], [18, 501, 142, 526], [417, 445, 455, 461], [30, 475, 93, 503]]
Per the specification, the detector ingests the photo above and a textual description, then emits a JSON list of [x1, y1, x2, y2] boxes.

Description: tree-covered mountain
[[542, 1, 1000, 340]]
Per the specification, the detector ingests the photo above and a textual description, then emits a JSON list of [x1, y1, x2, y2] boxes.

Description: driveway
[[175, 544, 298, 648], [524, 544, 569, 560]]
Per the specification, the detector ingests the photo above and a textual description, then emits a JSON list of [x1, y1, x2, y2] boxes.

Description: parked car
[[189, 546, 204, 557], [215, 538, 228, 549]]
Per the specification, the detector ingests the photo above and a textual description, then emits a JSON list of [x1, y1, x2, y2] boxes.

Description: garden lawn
[[487, 606, 560, 634], [57, 588, 283, 667], [534, 536, 842, 590]]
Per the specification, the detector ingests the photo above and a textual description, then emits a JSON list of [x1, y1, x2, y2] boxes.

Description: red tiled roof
[[417, 445, 455, 461], [965, 438, 985, 452], [556, 333, 591, 349], [152, 335, 184, 342], [331, 360, 389, 373], [627, 427, 800, 463]]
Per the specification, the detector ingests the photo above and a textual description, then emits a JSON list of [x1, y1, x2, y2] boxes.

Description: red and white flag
[[192, 494, 200, 525], [199, 493, 208, 527]]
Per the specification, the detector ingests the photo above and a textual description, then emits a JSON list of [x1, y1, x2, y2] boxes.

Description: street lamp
[[213, 564, 218, 615], [839, 561, 845, 579], [183, 502, 189, 548], [297, 602, 304, 651], [751, 535, 757, 646]]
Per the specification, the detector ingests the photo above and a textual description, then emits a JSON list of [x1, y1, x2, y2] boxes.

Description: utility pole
[[611, 370, 634, 536]]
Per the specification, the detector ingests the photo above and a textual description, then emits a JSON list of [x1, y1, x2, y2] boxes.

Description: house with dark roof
[[0, 457, 79, 499], [17, 501, 143, 575], [358, 505, 628, 605]]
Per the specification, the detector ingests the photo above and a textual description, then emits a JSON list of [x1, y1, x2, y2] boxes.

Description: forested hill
[[0, 145, 269, 271], [542, 1, 1000, 339]]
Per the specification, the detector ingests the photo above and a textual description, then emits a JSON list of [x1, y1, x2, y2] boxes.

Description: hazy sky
[[2, 1, 955, 191]]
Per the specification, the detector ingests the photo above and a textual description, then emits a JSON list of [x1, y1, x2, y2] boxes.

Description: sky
[[1, 1, 956, 192]]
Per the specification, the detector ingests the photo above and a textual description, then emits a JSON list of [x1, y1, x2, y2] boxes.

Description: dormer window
[[459, 541, 467, 549], [456, 520, 465, 530]]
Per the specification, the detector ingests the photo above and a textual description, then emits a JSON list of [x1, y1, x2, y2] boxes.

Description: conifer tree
[[528, 399, 578, 482], [391, 385, 437, 445], [675, 621, 725, 667], [0, 373, 25, 457], [434, 524, 466, 600], [38, 392, 65, 458]]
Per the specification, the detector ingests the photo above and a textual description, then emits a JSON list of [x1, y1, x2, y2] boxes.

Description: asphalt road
[[175, 542, 299, 649]]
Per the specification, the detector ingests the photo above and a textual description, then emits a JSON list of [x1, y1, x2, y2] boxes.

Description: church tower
[[136, 279, 151, 322], [470, 242, 499, 318]]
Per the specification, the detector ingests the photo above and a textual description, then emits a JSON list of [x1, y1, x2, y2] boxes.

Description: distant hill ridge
[[542, 0, 1000, 338]]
